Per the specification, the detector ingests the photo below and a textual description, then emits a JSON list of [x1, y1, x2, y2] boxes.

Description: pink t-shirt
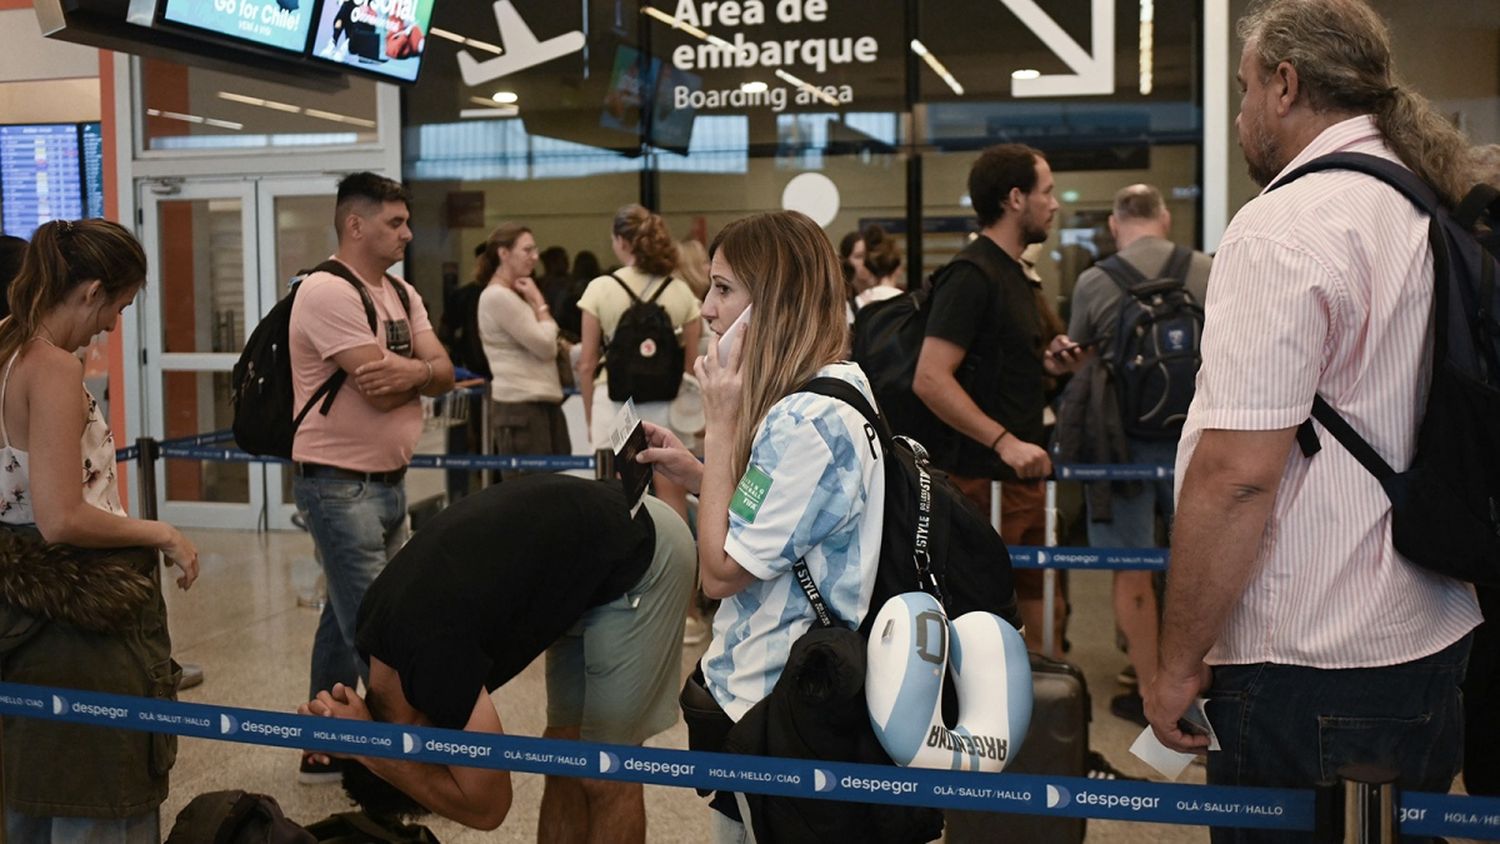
[[289, 260, 433, 472]]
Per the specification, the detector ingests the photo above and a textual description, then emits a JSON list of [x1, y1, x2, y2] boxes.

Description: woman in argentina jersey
[[638, 210, 885, 841]]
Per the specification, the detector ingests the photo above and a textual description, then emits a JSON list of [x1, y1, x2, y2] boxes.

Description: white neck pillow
[[866, 591, 1033, 771]]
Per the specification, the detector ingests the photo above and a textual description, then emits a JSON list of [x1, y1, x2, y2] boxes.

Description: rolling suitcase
[[945, 481, 1088, 844]]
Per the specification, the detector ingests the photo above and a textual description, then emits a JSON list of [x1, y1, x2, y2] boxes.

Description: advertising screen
[[308, 0, 436, 83], [161, 0, 315, 54], [0, 124, 85, 239]]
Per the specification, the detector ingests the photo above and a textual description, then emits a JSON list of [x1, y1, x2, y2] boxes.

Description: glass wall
[[399, 0, 1205, 317]]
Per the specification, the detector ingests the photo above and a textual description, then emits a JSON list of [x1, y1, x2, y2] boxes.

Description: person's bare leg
[[581, 777, 647, 844], [539, 726, 588, 844], [1112, 570, 1159, 686]]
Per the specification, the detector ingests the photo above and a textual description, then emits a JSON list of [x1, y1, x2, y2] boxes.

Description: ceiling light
[[429, 27, 503, 56], [740, 81, 769, 94], [910, 39, 964, 96], [491, 91, 519, 104], [1012, 69, 1042, 81], [774, 69, 840, 108], [460, 105, 519, 119]]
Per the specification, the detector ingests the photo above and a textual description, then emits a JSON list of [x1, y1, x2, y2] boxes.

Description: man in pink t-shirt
[[288, 172, 454, 784]]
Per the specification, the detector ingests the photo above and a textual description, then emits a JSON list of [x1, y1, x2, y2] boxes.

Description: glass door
[[138, 176, 340, 530], [139, 180, 261, 529]]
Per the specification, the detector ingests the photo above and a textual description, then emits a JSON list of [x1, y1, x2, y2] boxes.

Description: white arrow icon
[[458, 1, 587, 87], [1002, 0, 1115, 97]]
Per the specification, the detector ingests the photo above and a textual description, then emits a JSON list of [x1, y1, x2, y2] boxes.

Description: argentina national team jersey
[[702, 362, 885, 721]]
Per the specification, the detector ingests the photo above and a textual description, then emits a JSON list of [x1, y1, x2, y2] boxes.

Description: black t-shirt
[[355, 475, 656, 729], [923, 236, 1046, 480]]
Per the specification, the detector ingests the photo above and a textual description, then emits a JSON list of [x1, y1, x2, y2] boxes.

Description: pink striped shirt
[[1176, 116, 1481, 668]]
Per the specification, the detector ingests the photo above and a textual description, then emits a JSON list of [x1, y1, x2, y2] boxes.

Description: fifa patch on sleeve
[[729, 465, 773, 524]]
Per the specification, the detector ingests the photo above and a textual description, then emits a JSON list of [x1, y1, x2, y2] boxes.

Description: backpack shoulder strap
[[644, 275, 676, 305], [608, 272, 642, 304], [1272, 152, 1440, 217], [1095, 252, 1150, 293], [310, 260, 380, 334], [1295, 394, 1396, 481], [384, 273, 413, 318], [799, 376, 893, 447], [1162, 243, 1195, 285]]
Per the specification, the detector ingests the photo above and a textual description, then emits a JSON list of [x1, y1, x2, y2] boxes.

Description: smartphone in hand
[[1056, 334, 1108, 356], [717, 305, 752, 366]]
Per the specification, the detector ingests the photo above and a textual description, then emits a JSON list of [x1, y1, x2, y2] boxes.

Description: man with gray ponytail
[[1146, 0, 1480, 831]]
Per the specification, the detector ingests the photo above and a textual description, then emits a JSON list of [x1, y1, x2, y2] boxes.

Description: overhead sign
[[457, 0, 586, 86], [1003, 0, 1115, 97], [160, 0, 313, 54]]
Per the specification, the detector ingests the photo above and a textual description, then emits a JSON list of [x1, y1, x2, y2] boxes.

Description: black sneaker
[[1109, 691, 1150, 728], [1086, 751, 1140, 781], [298, 753, 341, 785]]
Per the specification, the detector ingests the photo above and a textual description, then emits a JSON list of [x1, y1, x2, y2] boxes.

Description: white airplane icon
[[458, 1, 587, 87]]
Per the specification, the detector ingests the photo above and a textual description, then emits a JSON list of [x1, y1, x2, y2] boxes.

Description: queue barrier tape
[[1054, 463, 1173, 482], [4, 680, 1495, 839], [1009, 546, 1169, 571], [0, 681, 1317, 833], [153, 445, 595, 474], [158, 429, 237, 449], [115, 444, 139, 464]]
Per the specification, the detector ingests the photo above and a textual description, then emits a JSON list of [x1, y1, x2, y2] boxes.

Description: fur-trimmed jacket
[[0, 525, 178, 819]]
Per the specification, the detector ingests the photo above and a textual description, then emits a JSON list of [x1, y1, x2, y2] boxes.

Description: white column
[[1203, 0, 1231, 253]]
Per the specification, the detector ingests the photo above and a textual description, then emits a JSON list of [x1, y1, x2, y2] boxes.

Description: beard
[[1242, 110, 1285, 187], [1020, 212, 1051, 246]]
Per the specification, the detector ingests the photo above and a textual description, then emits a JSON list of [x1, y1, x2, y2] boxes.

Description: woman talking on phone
[[637, 211, 884, 842]]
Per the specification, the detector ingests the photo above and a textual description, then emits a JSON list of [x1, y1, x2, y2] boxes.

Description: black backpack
[[799, 377, 1021, 630], [604, 273, 685, 403], [1095, 244, 1204, 440], [1276, 152, 1500, 585], [436, 281, 490, 380], [166, 790, 315, 844], [231, 260, 411, 459]]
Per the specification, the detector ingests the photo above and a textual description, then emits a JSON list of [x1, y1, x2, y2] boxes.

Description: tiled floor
[[158, 520, 1214, 843]]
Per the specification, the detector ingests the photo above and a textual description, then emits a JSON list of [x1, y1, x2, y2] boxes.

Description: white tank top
[[0, 348, 124, 524]]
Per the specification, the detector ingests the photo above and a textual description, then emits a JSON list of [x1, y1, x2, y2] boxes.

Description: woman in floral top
[[0, 219, 198, 843]]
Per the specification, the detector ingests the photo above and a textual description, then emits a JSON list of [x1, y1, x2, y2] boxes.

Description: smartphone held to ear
[[717, 305, 752, 366]]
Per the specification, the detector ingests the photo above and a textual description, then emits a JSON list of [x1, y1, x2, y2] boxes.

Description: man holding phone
[[913, 144, 1088, 659], [1066, 183, 1210, 727]]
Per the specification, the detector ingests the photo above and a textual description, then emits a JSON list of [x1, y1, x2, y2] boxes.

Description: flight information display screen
[[1, 124, 85, 239], [82, 122, 104, 220], [161, 0, 315, 55]]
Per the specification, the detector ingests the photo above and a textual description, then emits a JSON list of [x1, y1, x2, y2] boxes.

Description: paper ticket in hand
[[608, 400, 651, 516], [1129, 698, 1218, 780]]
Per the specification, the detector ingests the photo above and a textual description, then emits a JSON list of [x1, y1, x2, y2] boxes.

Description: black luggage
[[946, 481, 1089, 844]]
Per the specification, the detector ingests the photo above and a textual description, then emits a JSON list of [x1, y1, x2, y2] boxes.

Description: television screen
[[81, 122, 104, 220], [0, 124, 85, 239], [160, 0, 315, 54], [308, 0, 436, 84]]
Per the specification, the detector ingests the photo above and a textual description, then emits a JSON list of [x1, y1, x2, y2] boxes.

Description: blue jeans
[[6, 810, 157, 844], [1205, 635, 1471, 844], [1084, 437, 1178, 547], [293, 475, 408, 700]]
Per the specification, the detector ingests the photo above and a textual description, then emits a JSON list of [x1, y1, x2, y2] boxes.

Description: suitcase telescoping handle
[[990, 480, 1061, 656]]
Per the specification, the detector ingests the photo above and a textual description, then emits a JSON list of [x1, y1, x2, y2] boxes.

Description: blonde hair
[[709, 212, 848, 478], [676, 239, 710, 299], [1239, 0, 1473, 207]]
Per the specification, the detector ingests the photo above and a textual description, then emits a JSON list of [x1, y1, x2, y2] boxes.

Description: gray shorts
[[545, 495, 696, 745]]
